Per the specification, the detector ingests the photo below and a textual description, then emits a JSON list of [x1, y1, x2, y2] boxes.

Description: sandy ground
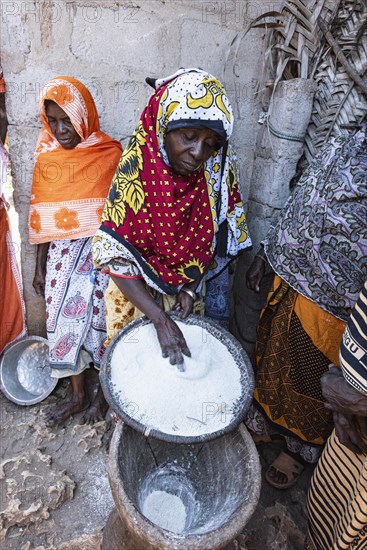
[[0, 374, 114, 550], [0, 368, 313, 550]]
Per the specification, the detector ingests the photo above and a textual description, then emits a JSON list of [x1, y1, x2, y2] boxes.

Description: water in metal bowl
[[0, 337, 57, 405]]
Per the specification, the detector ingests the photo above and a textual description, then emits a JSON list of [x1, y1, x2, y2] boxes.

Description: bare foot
[[45, 397, 90, 427], [80, 384, 109, 424]]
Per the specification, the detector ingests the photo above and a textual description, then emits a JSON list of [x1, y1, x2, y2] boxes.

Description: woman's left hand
[[172, 291, 195, 320], [321, 366, 367, 417]]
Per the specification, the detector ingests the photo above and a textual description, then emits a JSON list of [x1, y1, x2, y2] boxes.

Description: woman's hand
[[321, 366, 367, 417], [246, 252, 266, 293], [172, 290, 195, 319], [332, 411, 367, 454], [110, 276, 192, 366], [322, 367, 367, 453], [33, 269, 47, 297], [152, 311, 191, 366], [33, 242, 50, 297]]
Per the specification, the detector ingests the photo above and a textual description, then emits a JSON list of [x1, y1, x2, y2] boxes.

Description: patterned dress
[[29, 77, 121, 375], [247, 129, 367, 462], [45, 238, 109, 376], [0, 140, 25, 352]]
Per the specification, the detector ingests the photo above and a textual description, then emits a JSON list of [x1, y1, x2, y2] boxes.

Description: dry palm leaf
[[250, 0, 331, 89], [223, 0, 366, 160], [305, 0, 367, 160]]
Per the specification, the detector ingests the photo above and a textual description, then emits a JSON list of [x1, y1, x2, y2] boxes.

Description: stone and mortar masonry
[[1, 0, 287, 349]]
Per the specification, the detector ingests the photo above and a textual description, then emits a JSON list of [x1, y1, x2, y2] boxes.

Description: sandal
[[265, 451, 305, 489]]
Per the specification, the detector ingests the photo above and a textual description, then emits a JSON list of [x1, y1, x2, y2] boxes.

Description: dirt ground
[[0, 368, 313, 550], [3, 169, 311, 549]]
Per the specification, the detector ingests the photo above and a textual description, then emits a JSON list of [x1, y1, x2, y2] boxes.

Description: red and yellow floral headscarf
[[95, 69, 251, 292], [29, 76, 122, 244]]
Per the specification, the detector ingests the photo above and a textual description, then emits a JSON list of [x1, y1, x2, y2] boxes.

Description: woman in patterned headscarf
[[93, 68, 251, 364], [29, 77, 122, 425]]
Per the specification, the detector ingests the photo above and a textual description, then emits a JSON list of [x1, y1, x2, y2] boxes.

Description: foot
[[265, 451, 306, 489], [80, 385, 109, 424], [45, 396, 90, 427], [250, 432, 284, 445]]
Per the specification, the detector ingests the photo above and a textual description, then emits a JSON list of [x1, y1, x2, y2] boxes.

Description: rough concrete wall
[[232, 78, 317, 353], [0, 0, 275, 336]]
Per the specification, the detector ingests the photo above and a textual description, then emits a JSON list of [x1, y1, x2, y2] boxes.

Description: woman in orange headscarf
[[29, 77, 122, 425]]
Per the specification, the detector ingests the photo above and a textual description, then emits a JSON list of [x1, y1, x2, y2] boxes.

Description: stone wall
[[232, 78, 316, 351], [1, 0, 282, 344]]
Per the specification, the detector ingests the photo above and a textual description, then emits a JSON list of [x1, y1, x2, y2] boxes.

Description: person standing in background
[[305, 279, 367, 550], [246, 129, 367, 488], [30, 77, 122, 425], [0, 65, 26, 353]]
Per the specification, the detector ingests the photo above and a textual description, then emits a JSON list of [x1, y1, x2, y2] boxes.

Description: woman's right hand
[[110, 275, 192, 366], [152, 311, 191, 366], [246, 255, 266, 293], [322, 367, 367, 417], [332, 411, 367, 455], [33, 269, 46, 297]]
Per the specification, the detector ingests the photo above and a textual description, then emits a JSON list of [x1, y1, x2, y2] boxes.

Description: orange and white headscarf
[[29, 76, 122, 244]]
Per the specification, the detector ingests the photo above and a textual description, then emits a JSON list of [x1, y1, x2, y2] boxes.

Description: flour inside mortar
[[110, 321, 241, 437], [142, 490, 186, 533]]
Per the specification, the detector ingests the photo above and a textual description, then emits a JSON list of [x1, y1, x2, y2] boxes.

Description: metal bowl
[[100, 313, 255, 444], [0, 336, 57, 405]]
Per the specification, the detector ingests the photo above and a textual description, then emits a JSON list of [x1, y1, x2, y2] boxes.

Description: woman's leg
[[80, 381, 109, 424], [45, 371, 89, 426], [80, 269, 121, 423]]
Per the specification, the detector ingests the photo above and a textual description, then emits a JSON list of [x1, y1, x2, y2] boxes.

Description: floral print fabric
[[45, 237, 108, 372], [264, 128, 367, 321]]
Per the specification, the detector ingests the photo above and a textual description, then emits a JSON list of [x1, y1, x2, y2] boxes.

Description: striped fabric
[[306, 431, 367, 549], [340, 280, 367, 395], [306, 280, 367, 549]]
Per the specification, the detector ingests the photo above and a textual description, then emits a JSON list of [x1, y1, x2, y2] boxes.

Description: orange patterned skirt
[[253, 275, 345, 446]]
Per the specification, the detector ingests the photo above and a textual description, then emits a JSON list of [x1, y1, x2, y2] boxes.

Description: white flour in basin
[[141, 490, 186, 533], [110, 321, 241, 437]]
